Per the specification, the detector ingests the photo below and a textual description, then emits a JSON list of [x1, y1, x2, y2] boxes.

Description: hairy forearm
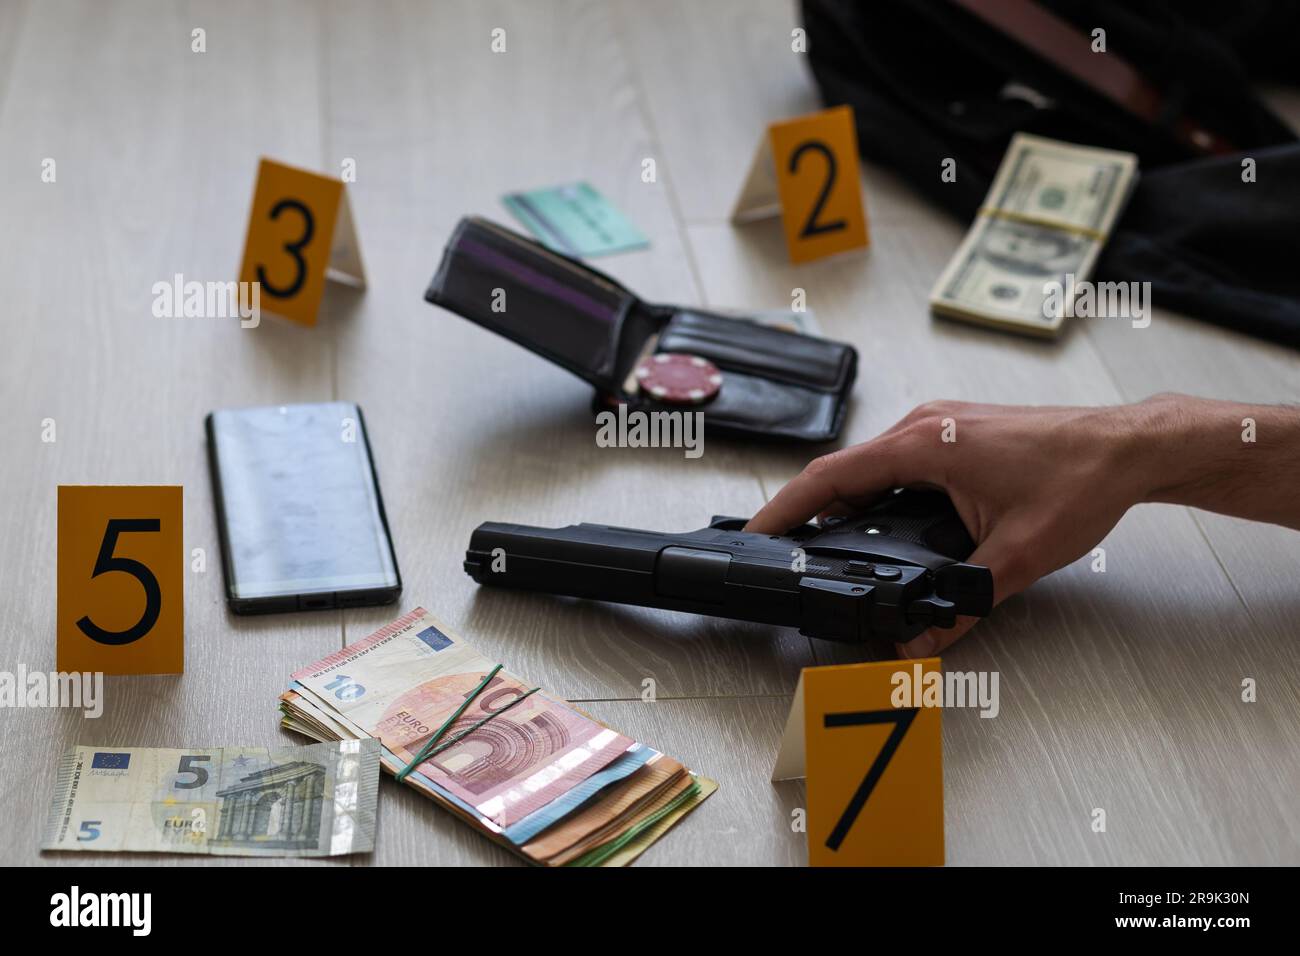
[[1130, 394, 1300, 530]]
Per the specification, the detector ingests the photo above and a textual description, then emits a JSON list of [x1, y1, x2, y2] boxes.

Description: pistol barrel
[[465, 521, 804, 627]]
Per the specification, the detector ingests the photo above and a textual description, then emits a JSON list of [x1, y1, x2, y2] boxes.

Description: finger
[[745, 435, 928, 533], [745, 451, 894, 533], [816, 500, 861, 522], [895, 526, 1038, 658], [896, 616, 978, 660]]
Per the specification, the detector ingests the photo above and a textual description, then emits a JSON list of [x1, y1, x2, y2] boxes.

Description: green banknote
[[929, 132, 1138, 337]]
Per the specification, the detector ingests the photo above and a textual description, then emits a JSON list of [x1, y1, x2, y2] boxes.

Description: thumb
[[894, 526, 1033, 659], [896, 615, 979, 660]]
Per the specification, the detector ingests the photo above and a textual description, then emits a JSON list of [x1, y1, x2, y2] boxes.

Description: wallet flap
[[425, 216, 644, 391]]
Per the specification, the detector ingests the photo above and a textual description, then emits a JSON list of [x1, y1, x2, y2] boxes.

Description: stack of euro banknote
[[279, 607, 716, 866]]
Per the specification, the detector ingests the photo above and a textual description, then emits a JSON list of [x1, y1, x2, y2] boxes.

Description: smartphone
[[205, 401, 402, 614]]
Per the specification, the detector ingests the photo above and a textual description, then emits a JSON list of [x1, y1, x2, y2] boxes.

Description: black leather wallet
[[424, 217, 857, 442]]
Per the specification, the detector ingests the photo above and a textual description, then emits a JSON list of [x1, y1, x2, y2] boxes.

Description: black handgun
[[464, 489, 993, 649]]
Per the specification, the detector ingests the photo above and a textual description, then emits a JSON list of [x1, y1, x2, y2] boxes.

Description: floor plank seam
[[320, 3, 347, 655], [1185, 509, 1262, 626], [0, 0, 30, 128], [568, 693, 793, 704], [609, 0, 709, 308]]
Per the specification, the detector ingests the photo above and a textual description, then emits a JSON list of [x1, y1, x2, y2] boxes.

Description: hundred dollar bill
[[287, 607, 635, 831], [41, 739, 380, 857], [930, 133, 1137, 337]]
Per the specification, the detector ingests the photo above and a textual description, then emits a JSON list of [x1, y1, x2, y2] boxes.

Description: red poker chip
[[634, 352, 723, 405]]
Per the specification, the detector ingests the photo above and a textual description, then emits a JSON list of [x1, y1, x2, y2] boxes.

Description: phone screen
[[207, 402, 401, 609]]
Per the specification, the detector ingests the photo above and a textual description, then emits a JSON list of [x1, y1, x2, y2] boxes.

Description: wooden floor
[[2, 0, 1298, 866]]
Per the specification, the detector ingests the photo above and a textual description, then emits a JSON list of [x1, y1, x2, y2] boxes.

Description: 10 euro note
[[288, 608, 634, 832], [41, 739, 380, 857]]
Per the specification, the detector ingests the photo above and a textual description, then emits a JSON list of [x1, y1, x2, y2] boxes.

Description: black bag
[[801, 0, 1300, 347]]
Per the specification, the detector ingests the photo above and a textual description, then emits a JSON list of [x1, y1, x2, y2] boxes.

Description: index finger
[[744, 437, 920, 533]]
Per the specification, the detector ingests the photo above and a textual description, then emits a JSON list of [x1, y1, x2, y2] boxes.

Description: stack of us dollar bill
[[41, 739, 381, 856], [929, 132, 1138, 337], [280, 607, 717, 866]]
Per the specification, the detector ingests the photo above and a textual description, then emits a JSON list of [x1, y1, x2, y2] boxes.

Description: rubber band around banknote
[[417, 687, 541, 761], [976, 205, 1107, 241], [394, 664, 541, 782]]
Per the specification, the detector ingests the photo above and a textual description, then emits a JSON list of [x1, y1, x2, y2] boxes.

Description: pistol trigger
[[907, 595, 957, 629]]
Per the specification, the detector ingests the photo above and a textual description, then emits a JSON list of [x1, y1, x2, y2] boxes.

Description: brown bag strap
[[950, 0, 1236, 155]]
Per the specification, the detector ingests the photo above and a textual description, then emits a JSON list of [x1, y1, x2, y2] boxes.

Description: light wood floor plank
[[624, 0, 1300, 864], [321, 0, 814, 703], [1, 0, 342, 866], [3, 0, 1296, 867]]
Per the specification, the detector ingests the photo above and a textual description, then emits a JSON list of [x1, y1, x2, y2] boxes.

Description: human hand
[[745, 398, 1163, 658]]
